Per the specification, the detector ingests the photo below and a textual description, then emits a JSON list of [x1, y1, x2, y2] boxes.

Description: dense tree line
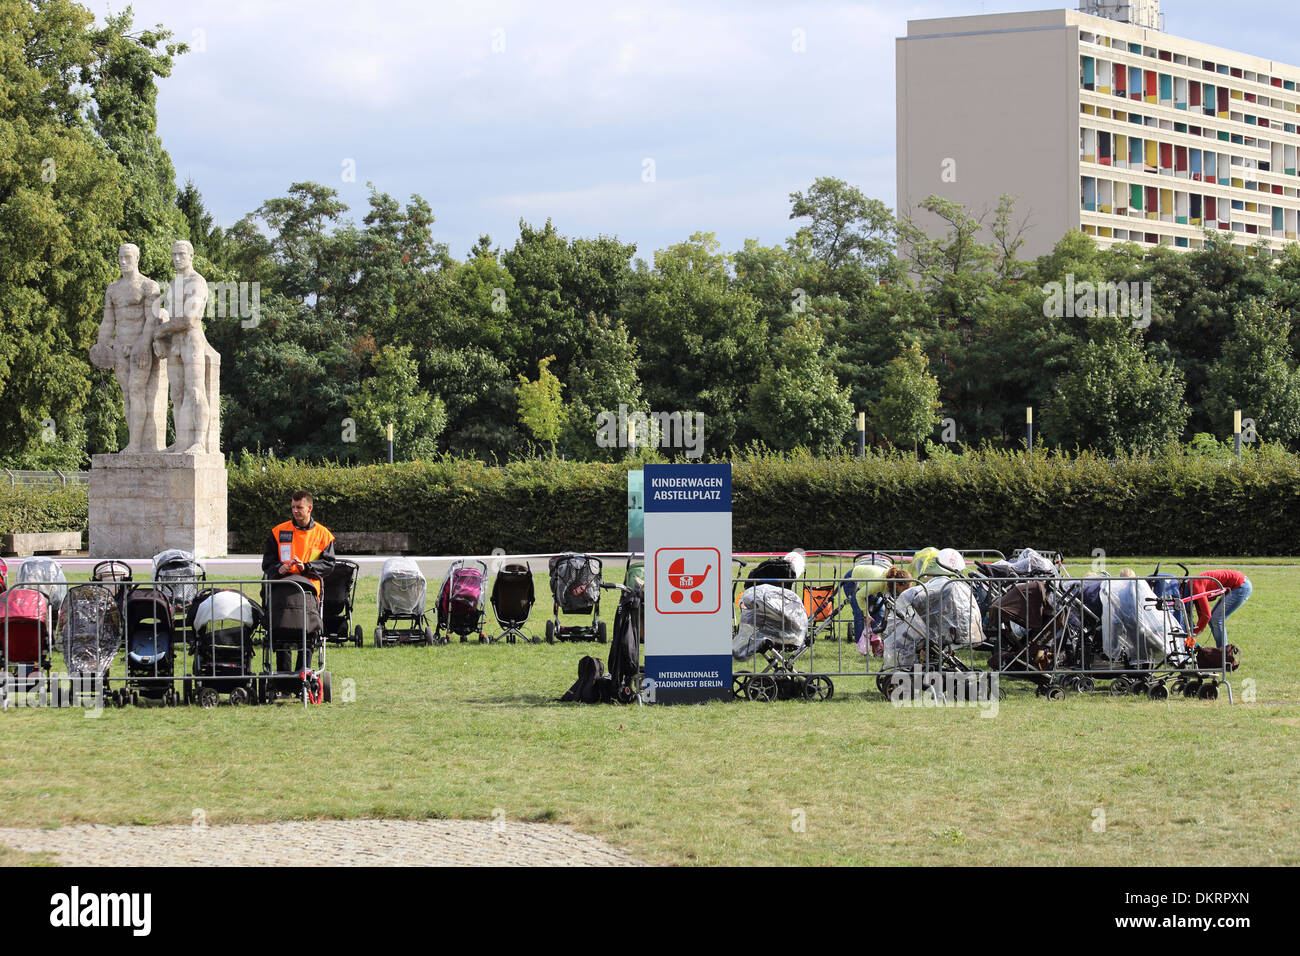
[[6, 0, 1300, 469]]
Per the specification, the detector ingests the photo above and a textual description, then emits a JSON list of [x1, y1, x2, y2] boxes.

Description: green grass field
[[1, 557, 1296, 866]]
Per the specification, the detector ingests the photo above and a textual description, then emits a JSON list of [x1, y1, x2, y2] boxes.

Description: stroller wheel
[[1044, 686, 1064, 702], [130, 690, 139, 706], [374, 627, 384, 648], [745, 675, 778, 703], [321, 671, 333, 704], [1198, 682, 1219, 701], [197, 687, 219, 709], [354, 625, 364, 647], [1075, 676, 1095, 694], [597, 622, 607, 644], [229, 686, 249, 707], [804, 676, 834, 701], [545, 621, 555, 644], [1147, 682, 1169, 701], [1128, 679, 1148, 696], [733, 676, 749, 699], [1183, 681, 1201, 699], [1109, 679, 1129, 697]]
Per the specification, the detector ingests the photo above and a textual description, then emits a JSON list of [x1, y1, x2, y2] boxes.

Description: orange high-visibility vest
[[271, 520, 334, 598]]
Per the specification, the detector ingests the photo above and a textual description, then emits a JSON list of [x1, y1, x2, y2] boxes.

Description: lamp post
[[856, 411, 866, 458], [1234, 409, 1241, 461], [1026, 406, 1033, 451], [387, 422, 394, 465]]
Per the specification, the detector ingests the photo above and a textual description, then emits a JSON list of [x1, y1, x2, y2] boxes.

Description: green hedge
[[0, 484, 89, 542], [7, 449, 1300, 557]]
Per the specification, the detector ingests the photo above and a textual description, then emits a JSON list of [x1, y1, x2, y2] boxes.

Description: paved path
[[0, 820, 642, 866]]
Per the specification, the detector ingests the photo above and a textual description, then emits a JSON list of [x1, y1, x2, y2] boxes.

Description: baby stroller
[[1, 585, 54, 707], [546, 553, 605, 644], [375, 557, 433, 646], [187, 589, 262, 708], [984, 579, 1079, 696], [263, 574, 325, 680], [92, 560, 134, 640], [153, 550, 206, 636], [490, 562, 537, 644], [58, 583, 123, 707], [321, 559, 363, 647], [123, 585, 179, 705], [603, 576, 643, 704], [436, 559, 489, 644], [13, 557, 68, 615], [877, 577, 985, 700], [1097, 576, 1193, 699], [732, 550, 830, 701]]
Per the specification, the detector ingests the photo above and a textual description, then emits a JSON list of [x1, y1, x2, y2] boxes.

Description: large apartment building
[[897, 2, 1300, 259]]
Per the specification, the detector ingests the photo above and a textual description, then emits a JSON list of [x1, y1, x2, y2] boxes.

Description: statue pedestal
[[89, 453, 228, 558]]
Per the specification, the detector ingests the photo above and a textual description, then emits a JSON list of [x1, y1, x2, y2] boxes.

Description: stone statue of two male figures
[[90, 241, 221, 455]]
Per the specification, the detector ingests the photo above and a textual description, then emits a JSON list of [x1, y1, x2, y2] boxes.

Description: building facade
[[897, 4, 1300, 259]]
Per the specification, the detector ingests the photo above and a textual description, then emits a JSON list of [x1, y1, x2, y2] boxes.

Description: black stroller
[[263, 575, 326, 684], [153, 550, 206, 638], [490, 562, 537, 644], [321, 559, 363, 647], [546, 553, 605, 644], [187, 588, 262, 707], [123, 585, 179, 705]]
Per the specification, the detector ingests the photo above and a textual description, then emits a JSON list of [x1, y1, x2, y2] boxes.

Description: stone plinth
[[89, 453, 227, 558]]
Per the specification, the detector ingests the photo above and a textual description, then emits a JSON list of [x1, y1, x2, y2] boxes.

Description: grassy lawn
[[1, 557, 1295, 866]]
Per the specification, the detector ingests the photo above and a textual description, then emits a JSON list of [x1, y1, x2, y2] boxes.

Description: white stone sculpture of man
[[153, 240, 212, 454], [90, 243, 168, 454]]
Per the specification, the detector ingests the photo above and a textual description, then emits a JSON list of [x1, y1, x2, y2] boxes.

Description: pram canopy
[[193, 589, 260, 633], [15, 557, 68, 613], [378, 557, 427, 616], [58, 584, 122, 676], [882, 579, 983, 669], [733, 584, 808, 661]]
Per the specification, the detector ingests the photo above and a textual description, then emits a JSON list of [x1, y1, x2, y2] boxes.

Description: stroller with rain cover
[[58, 584, 123, 708], [153, 550, 205, 638], [546, 553, 605, 644], [321, 559, 363, 647], [374, 557, 433, 646], [187, 589, 262, 707], [732, 550, 832, 702], [490, 562, 537, 644], [13, 557, 68, 617], [123, 585, 180, 705], [876, 576, 988, 701], [436, 559, 489, 643], [1096, 575, 1195, 699]]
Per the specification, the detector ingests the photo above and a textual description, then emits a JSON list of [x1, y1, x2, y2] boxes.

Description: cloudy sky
[[105, 0, 1300, 260]]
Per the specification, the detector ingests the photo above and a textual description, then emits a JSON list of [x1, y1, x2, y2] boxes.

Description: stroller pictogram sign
[[654, 548, 721, 614]]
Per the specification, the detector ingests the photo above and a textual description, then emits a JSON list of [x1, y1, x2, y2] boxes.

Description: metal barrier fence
[[3, 469, 88, 487], [1, 577, 327, 711], [729, 555, 1234, 704]]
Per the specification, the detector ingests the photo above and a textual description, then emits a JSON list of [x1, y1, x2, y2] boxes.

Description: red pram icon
[[667, 558, 712, 605]]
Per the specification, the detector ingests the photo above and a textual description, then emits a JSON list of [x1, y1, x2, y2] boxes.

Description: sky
[[101, 0, 1300, 262]]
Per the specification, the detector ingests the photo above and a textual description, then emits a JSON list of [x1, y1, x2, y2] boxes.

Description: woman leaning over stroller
[[1190, 569, 1251, 649]]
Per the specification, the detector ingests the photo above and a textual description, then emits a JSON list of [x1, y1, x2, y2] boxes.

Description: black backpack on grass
[[560, 655, 612, 703]]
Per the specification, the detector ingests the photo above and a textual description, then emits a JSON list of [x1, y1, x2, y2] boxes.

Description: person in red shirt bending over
[[1190, 569, 1251, 648]]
